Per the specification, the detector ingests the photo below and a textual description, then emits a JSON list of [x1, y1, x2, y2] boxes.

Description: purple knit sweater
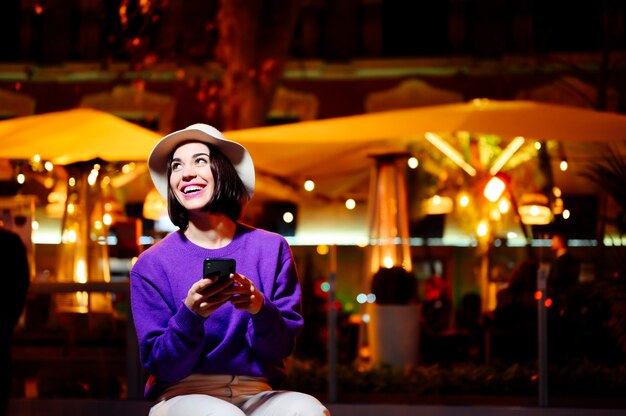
[[130, 223, 303, 400]]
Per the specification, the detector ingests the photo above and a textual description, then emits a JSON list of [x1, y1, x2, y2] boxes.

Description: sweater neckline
[[177, 223, 247, 257]]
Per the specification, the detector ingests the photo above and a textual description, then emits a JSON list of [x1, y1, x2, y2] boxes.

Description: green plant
[[283, 358, 626, 400], [580, 143, 626, 242], [578, 144, 626, 353]]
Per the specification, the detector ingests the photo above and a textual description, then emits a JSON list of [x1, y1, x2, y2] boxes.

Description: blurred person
[[491, 259, 539, 363], [547, 233, 580, 315], [0, 223, 30, 416], [495, 259, 538, 315], [546, 233, 581, 361], [130, 124, 329, 416], [421, 274, 452, 336]]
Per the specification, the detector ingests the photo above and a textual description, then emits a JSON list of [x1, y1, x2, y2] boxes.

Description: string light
[[459, 193, 470, 208], [282, 211, 294, 224], [407, 157, 419, 169], [476, 220, 489, 237], [304, 179, 315, 192], [345, 198, 356, 210], [498, 199, 510, 214], [316, 245, 329, 255]]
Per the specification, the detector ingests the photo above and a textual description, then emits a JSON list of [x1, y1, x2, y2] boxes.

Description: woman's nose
[[181, 164, 197, 178]]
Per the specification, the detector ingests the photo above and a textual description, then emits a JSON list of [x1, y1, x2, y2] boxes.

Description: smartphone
[[203, 258, 236, 284]]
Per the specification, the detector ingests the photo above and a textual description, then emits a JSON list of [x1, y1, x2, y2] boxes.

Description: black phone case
[[203, 258, 236, 280]]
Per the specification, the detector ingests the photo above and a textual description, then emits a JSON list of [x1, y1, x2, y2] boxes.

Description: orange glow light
[[534, 291, 542, 301], [484, 176, 506, 202]]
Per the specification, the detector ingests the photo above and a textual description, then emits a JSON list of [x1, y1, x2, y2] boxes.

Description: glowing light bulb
[[498, 199, 510, 213], [345, 199, 356, 210], [316, 245, 329, 255], [407, 157, 419, 169], [283, 211, 294, 223], [484, 176, 506, 202], [477, 221, 488, 237], [304, 180, 315, 192], [66, 229, 77, 243], [88, 169, 99, 186]]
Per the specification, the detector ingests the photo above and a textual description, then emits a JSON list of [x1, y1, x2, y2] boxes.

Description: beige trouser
[[149, 375, 330, 416]]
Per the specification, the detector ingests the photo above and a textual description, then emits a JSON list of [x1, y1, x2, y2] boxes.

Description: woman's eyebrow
[[171, 152, 210, 162]]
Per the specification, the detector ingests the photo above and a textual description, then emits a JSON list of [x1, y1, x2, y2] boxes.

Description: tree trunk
[[216, 0, 302, 130]]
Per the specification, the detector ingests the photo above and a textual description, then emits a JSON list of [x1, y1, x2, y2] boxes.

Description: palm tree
[[577, 144, 626, 358]]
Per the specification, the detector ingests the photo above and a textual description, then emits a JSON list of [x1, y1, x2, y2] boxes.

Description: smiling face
[[169, 141, 215, 213]]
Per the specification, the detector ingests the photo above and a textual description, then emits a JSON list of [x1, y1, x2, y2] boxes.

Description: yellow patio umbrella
[[225, 98, 626, 204], [0, 108, 161, 164], [0, 108, 162, 315]]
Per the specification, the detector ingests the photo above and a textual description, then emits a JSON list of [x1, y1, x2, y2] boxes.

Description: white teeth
[[184, 186, 203, 194]]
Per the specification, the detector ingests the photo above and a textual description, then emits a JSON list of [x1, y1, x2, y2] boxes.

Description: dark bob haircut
[[167, 142, 249, 228]]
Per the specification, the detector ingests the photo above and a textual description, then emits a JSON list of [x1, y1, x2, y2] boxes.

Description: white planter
[[369, 303, 421, 368]]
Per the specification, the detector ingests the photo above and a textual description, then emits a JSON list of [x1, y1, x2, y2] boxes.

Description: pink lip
[[179, 184, 206, 199]]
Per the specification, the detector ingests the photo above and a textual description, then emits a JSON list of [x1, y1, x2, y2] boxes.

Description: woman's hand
[[184, 277, 233, 318], [228, 273, 264, 315]]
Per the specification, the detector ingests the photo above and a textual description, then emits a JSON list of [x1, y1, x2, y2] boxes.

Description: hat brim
[[148, 124, 255, 200]]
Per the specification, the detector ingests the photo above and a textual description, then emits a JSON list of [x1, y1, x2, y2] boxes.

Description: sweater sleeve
[[246, 240, 304, 361], [130, 258, 207, 383]]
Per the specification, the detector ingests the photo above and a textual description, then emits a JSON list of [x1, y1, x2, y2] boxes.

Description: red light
[[544, 298, 553, 308], [534, 291, 542, 301]]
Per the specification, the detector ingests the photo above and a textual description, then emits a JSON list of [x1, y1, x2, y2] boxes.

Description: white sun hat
[[147, 123, 255, 199]]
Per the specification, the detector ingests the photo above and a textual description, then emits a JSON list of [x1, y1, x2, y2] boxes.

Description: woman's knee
[[289, 392, 330, 416], [243, 391, 330, 416], [150, 394, 246, 416]]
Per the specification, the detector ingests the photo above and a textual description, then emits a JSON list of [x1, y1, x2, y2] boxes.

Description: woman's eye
[[171, 162, 182, 171], [195, 157, 208, 165]]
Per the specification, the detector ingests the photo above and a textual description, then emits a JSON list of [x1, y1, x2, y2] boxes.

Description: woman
[[130, 124, 329, 416]]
